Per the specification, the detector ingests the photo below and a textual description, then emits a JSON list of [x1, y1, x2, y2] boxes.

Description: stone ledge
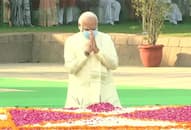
[[0, 32, 191, 67]]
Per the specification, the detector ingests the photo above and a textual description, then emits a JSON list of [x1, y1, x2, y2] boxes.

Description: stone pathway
[[0, 63, 190, 89]]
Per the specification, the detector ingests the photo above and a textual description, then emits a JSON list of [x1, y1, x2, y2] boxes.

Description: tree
[[132, 0, 169, 45]]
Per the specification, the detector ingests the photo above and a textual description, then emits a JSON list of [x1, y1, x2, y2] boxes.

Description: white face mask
[[83, 30, 98, 39], [79, 26, 98, 39]]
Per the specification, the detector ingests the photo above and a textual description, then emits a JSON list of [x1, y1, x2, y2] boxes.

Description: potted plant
[[132, 0, 169, 67]]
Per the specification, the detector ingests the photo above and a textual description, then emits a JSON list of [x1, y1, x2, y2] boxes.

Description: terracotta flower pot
[[138, 44, 164, 67]]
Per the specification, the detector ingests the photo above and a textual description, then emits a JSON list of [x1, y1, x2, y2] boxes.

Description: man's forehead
[[82, 19, 97, 24], [82, 22, 97, 29]]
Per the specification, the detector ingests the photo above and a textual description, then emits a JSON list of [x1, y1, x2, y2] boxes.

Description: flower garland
[[120, 106, 191, 122], [86, 102, 117, 112], [10, 108, 94, 127], [1, 104, 191, 130]]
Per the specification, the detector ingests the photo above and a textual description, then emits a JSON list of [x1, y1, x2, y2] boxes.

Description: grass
[[0, 21, 141, 34], [0, 78, 191, 108], [0, 18, 191, 108], [0, 18, 191, 36]]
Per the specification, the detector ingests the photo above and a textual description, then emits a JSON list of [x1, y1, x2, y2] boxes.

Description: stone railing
[[0, 32, 191, 67]]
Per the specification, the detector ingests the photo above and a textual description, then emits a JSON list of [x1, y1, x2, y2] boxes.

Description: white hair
[[78, 11, 98, 25]]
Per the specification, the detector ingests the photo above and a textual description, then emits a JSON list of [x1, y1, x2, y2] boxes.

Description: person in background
[[9, 0, 32, 26], [76, 0, 98, 13], [30, 0, 40, 25], [2, 0, 11, 26], [66, 0, 78, 24], [58, 0, 77, 24], [58, 0, 67, 24], [99, 0, 121, 25], [190, 0, 191, 16], [38, 0, 58, 27], [165, 0, 183, 24], [64, 11, 121, 108], [22, 0, 32, 26]]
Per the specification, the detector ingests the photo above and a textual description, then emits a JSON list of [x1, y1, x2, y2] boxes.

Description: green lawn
[[0, 78, 191, 108], [0, 19, 191, 36], [0, 19, 191, 108]]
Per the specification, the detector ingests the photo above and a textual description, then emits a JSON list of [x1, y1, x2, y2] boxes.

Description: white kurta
[[58, 7, 79, 24], [99, 0, 121, 24], [165, 3, 182, 24], [64, 32, 121, 108]]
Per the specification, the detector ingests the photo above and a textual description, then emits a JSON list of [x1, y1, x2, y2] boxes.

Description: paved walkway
[[0, 63, 190, 89]]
